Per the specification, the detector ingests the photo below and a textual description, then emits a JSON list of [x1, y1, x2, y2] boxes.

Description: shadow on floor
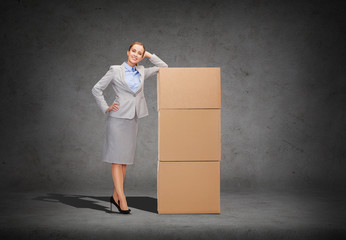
[[33, 193, 157, 214]]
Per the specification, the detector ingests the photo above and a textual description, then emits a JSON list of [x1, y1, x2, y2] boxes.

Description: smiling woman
[[91, 41, 168, 214], [127, 41, 146, 66]]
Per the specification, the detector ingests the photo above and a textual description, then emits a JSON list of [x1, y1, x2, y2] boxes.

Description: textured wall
[[1, 0, 345, 192]]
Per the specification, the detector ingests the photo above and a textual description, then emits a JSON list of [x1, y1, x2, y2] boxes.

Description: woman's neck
[[126, 60, 136, 67]]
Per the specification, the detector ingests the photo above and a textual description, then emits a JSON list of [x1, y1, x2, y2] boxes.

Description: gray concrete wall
[[1, 0, 345, 192]]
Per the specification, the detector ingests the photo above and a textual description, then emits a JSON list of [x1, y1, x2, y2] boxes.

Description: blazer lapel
[[136, 67, 144, 94], [120, 63, 135, 93]]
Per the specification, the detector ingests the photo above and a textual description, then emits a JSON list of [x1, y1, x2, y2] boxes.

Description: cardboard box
[[158, 109, 221, 161], [157, 68, 221, 109], [157, 161, 220, 214]]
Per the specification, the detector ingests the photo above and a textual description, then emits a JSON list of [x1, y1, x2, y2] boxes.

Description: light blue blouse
[[124, 62, 141, 93]]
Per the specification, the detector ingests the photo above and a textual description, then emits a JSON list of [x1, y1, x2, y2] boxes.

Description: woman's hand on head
[[105, 102, 120, 113], [144, 51, 152, 58]]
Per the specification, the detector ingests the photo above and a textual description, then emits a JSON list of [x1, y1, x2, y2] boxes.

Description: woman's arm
[[92, 67, 114, 114], [143, 51, 168, 79], [144, 51, 153, 58]]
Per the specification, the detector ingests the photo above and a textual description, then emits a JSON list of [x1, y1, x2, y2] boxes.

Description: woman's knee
[[112, 163, 122, 168]]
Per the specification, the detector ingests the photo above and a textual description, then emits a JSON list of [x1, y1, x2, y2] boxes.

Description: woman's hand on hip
[[105, 102, 120, 113]]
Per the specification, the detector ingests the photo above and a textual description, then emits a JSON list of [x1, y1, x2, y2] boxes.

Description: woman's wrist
[[144, 51, 152, 58]]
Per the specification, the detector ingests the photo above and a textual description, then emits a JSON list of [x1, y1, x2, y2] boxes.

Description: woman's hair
[[128, 41, 146, 56]]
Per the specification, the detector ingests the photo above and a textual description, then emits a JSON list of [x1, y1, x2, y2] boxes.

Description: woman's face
[[127, 44, 144, 66]]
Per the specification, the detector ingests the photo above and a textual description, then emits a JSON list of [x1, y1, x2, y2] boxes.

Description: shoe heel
[[110, 202, 112, 211]]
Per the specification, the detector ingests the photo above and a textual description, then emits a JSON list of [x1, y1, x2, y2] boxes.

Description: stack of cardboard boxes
[[157, 68, 221, 214]]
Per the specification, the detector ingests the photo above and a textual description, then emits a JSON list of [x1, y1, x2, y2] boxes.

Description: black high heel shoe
[[118, 200, 131, 212], [109, 196, 131, 214]]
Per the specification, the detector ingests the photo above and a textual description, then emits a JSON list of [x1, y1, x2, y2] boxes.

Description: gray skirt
[[102, 113, 138, 164]]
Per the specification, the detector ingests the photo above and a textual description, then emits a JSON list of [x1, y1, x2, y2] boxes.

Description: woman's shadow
[[33, 193, 157, 214]]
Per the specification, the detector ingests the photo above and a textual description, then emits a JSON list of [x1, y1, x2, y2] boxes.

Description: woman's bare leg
[[112, 163, 129, 210], [112, 164, 127, 203], [122, 164, 127, 178]]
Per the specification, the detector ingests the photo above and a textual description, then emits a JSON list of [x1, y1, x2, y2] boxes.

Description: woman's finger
[[109, 102, 119, 112]]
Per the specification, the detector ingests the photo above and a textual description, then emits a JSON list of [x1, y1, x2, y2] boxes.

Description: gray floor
[[1, 188, 345, 239]]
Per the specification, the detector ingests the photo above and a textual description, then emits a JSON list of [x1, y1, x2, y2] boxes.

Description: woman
[[92, 42, 168, 214]]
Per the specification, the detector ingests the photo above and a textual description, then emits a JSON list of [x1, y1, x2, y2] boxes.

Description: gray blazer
[[92, 54, 168, 119]]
